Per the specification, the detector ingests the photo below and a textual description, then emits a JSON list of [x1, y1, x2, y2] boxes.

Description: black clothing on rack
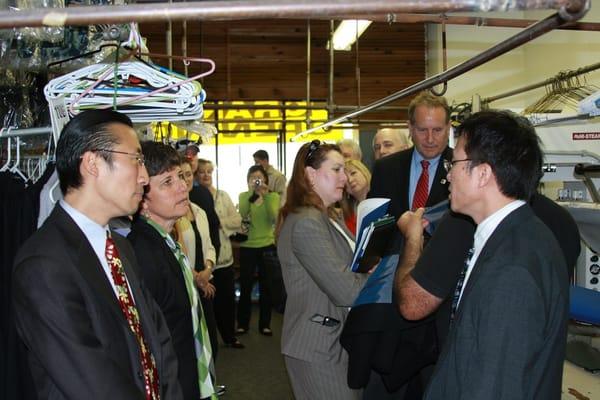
[[1, 163, 55, 400]]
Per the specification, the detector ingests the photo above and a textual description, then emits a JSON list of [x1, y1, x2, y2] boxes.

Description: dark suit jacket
[[411, 193, 581, 346], [12, 205, 182, 400], [128, 218, 200, 400], [340, 147, 452, 395], [189, 184, 221, 259], [424, 205, 569, 400], [369, 146, 453, 253]]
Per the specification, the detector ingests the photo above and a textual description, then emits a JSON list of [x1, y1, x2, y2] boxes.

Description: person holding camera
[[237, 165, 280, 336]]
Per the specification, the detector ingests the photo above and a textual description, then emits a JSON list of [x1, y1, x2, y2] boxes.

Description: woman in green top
[[237, 165, 280, 336]]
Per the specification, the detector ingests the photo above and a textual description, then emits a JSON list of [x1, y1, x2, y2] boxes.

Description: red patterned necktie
[[105, 232, 161, 400], [412, 160, 430, 210]]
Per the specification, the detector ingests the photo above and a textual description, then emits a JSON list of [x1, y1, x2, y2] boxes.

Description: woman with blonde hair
[[340, 159, 371, 235]]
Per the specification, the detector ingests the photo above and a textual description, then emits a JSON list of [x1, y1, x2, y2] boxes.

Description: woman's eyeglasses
[[305, 140, 321, 163]]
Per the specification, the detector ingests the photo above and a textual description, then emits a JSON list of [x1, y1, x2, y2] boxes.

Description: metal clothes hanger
[[47, 43, 120, 70]]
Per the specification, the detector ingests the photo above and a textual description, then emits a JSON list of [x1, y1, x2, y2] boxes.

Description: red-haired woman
[[276, 140, 368, 400]]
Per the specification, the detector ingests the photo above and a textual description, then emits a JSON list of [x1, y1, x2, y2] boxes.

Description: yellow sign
[[151, 101, 345, 144]]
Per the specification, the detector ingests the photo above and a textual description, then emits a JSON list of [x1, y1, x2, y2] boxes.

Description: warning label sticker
[[573, 132, 600, 140]]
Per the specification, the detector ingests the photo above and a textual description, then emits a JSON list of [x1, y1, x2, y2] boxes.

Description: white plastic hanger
[[0, 128, 12, 172], [44, 49, 214, 123], [10, 136, 28, 182]]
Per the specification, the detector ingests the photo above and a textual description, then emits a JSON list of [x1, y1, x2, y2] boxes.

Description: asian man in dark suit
[[12, 110, 183, 400], [407, 110, 568, 399]]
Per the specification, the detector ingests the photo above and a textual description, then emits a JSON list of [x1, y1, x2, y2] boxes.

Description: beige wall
[[426, 8, 600, 111]]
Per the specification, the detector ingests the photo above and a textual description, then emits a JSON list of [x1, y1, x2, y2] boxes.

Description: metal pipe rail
[[0, 0, 587, 29], [483, 61, 600, 105], [0, 126, 52, 138], [202, 103, 407, 111], [322, 13, 600, 31], [291, 0, 590, 140]]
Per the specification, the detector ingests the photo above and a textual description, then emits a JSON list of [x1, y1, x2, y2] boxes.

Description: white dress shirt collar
[[458, 199, 526, 305], [59, 200, 121, 298]]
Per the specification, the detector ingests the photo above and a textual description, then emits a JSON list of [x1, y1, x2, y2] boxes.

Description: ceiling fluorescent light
[[331, 20, 372, 51]]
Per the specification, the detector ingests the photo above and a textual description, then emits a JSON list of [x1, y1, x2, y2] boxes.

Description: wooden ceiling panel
[[139, 19, 425, 120]]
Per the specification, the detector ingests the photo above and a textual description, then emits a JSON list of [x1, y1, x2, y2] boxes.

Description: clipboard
[[351, 215, 396, 273]]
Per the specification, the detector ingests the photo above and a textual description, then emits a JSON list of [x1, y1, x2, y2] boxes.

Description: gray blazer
[[277, 207, 368, 363]]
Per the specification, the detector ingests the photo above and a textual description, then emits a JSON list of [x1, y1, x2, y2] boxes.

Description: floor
[[214, 306, 600, 400], [562, 361, 600, 400], [215, 307, 294, 400]]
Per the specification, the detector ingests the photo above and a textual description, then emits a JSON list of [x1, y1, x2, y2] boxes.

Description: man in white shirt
[[401, 110, 569, 400], [12, 109, 183, 400]]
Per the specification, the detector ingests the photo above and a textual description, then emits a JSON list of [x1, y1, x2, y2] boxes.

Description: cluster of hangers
[[0, 128, 51, 183], [150, 120, 217, 144], [524, 73, 599, 115], [44, 23, 216, 124]]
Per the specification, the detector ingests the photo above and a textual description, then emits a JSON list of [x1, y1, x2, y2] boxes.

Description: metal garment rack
[[0, 126, 52, 138], [482, 61, 600, 106], [291, 0, 591, 139], [0, 0, 586, 29], [0, 127, 54, 180], [0, 0, 590, 141]]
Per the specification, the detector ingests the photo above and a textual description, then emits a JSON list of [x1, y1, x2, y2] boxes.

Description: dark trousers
[[363, 365, 434, 400], [212, 266, 237, 344], [237, 245, 273, 330], [263, 246, 287, 313], [200, 294, 219, 362]]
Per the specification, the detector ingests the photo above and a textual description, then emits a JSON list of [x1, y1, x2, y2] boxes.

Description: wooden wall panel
[[139, 19, 426, 121]]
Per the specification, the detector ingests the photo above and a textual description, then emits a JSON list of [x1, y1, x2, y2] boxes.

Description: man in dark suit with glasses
[[12, 110, 183, 400]]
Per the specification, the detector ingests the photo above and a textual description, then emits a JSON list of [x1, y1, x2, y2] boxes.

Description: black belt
[[310, 313, 340, 327]]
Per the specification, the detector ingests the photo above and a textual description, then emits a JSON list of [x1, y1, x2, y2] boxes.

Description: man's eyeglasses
[[443, 158, 471, 172], [94, 149, 145, 166], [305, 140, 321, 163]]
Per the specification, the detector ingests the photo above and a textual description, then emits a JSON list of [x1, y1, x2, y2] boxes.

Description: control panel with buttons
[[577, 245, 600, 291]]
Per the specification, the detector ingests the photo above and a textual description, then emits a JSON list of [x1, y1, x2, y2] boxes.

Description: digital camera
[[254, 178, 262, 187]]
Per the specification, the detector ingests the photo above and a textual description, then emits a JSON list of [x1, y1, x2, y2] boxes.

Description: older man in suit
[[348, 92, 452, 400], [412, 110, 567, 399], [12, 110, 183, 399], [370, 91, 452, 252]]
